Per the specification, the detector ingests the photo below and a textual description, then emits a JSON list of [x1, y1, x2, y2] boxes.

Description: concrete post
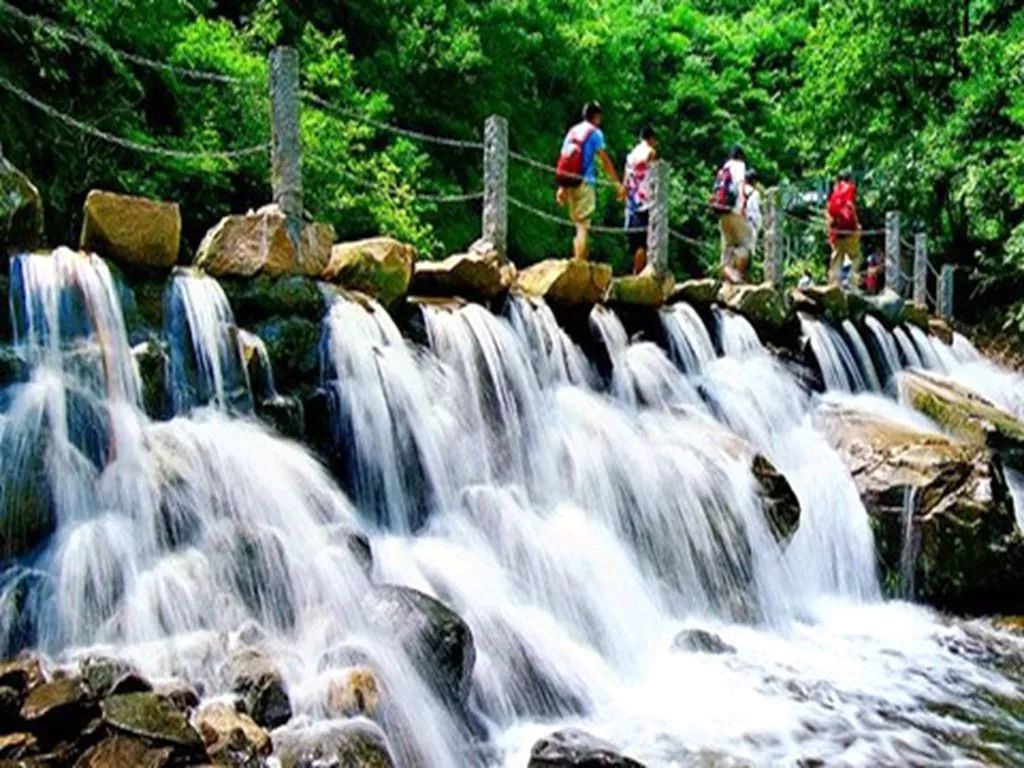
[[763, 187, 783, 290], [269, 47, 303, 242], [885, 211, 902, 295], [938, 264, 955, 320], [646, 161, 670, 277], [482, 115, 508, 262], [913, 232, 928, 306]]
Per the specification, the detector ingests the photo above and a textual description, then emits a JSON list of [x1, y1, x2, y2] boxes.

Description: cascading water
[[800, 313, 869, 392], [4, 249, 1024, 766], [894, 325, 925, 368], [863, 315, 902, 386]]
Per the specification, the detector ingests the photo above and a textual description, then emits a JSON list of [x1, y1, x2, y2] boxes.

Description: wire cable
[[0, 75, 268, 159]]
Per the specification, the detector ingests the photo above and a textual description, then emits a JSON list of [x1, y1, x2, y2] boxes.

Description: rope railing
[[0, 1, 257, 86], [0, 75, 269, 160]]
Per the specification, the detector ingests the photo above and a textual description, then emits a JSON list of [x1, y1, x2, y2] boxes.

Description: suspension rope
[[508, 196, 642, 234], [0, 1, 256, 85], [415, 190, 484, 204], [302, 91, 484, 150], [0, 75, 269, 159]]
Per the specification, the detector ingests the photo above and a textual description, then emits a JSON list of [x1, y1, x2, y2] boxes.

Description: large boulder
[[859, 288, 905, 327], [668, 277, 720, 307], [792, 283, 848, 323], [218, 275, 327, 327], [100, 692, 204, 751], [195, 700, 272, 766], [751, 454, 801, 544], [528, 729, 645, 768], [364, 585, 475, 707], [320, 237, 416, 306], [0, 150, 43, 255], [411, 241, 514, 301], [273, 718, 395, 768], [74, 734, 172, 768], [195, 204, 333, 279], [225, 649, 292, 729], [607, 272, 675, 307], [253, 316, 320, 397], [515, 259, 612, 306], [672, 628, 736, 655], [20, 676, 90, 723], [899, 370, 1024, 461], [718, 282, 789, 331], [79, 190, 180, 270], [818, 401, 1024, 612], [325, 665, 381, 718], [903, 300, 930, 330]]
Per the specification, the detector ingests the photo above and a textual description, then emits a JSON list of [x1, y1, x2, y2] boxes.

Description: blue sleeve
[[589, 129, 606, 154]]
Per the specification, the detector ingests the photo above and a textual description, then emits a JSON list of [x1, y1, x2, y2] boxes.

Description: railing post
[[763, 187, 783, 290], [938, 264, 955, 320], [482, 115, 509, 262], [269, 46, 303, 242], [646, 161, 670, 277], [885, 211, 902, 295], [913, 232, 928, 306]]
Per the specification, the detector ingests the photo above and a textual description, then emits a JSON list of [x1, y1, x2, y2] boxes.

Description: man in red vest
[[825, 171, 862, 286]]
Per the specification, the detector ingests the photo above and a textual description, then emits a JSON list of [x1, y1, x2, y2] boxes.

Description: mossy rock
[[0, 152, 43, 256], [718, 282, 789, 331], [321, 237, 416, 306], [860, 288, 905, 327], [101, 693, 203, 750], [904, 300, 930, 330], [219, 274, 328, 327], [253, 316, 321, 397], [793, 283, 848, 323], [607, 273, 675, 307], [668, 277, 720, 307]]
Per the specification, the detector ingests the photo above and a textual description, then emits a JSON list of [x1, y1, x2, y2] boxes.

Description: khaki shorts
[[829, 235, 862, 283], [565, 184, 597, 224]]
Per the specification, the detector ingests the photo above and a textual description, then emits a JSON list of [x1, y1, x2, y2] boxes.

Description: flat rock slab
[[718, 282, 789, 330], [101, 692, 203, 750], [607, 272, 674, 307], [411, 251, 512, 299], [80, 190, 180, 269], [21, 677, 88, 721], [516, 259, 612, 306], [74, 734, 173, 768], [668, 277, 719, 306]]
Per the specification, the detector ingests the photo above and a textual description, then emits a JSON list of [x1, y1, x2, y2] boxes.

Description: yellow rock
[[80, 190, 180, 269], [321, 237, 417, 305], [515, 258, 612, 306]]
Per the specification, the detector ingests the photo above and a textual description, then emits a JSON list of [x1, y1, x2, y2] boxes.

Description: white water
[[3, 253, 1024, 766]]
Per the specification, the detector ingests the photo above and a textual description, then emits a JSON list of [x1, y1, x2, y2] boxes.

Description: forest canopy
[[1, 0, 1022, 319]]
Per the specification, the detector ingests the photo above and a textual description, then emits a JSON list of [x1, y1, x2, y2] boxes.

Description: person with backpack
[[623, 125, 658, 274], [555, 102, 626, 262], [710, 145, 750, 283], [826, 171, 862, 286]]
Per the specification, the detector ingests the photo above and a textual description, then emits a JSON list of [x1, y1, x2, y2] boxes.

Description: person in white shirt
[[623, 125, 658, 274], [716, 145, 752, 283]]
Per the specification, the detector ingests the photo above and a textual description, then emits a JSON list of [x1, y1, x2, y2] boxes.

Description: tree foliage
[[1, 0, 1022, 313]]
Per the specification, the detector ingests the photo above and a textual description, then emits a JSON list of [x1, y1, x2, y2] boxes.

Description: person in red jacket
[[825, 171, 862, 286]]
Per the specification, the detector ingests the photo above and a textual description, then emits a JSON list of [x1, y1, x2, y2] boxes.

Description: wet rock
[[274, 718, 395, 768], [0, 731, 38, 759], [792, 284, 848, 323], [195, 205, 333, 279], [0, 345, 27, 388], [150, 679, 200, 713], [928, 317, 954, 345], [903, 300, 930, 330], [0, 423, 56, 560], [80, 190, 181, 270], [325, 665, 380, 718], [20, 676, 90, 722], [0, 655, 44, 693], [751, 454, 801, 544], [860, 288, 904, 327], [219, 275, 328, 327], [718, 282, 789, 332], [226, 649, 293, 729], [100, 692, 204, 750], [132, 339, 169, 420], [607, 272, 675, 307], [0, 150, 43, 255], [253, 316, 320, 397], [365, 585, 475, 707], [196, 700, 272, 766], [411, 241, 514, 300], [0, 572, 48, 657], [0, 684, 21, 723], [515, 259, 612, 306], [899, 370, 1024, 460], [325, 525, 373, 577], [672, 628, 736, 655], [528, 728, 645, 768], [668, 277, 720, 307], [818, 400, 1024, 612], [73, 734, 172, 768], [231, 528, 297, 631], [256, 395, 304, 440], [321, 237, 416, 306], [79, 656, 151, 699]]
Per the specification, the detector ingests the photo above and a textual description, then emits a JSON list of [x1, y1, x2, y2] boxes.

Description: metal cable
[[415, 190, 484, 204], [508, 196, 644, 235], [0, 75, 268, 159], [302, 91, 484, 150], [508, 149, 622, 189], [1, 0, 256, 85]]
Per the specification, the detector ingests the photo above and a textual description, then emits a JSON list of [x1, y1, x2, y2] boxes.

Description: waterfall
[[907, 325, 946, 372], [713, 307, 761, 358], [841, 320, 882, 391], [660, 302, 717, 373], [800, 314, 867, 391], [506, 294, 593, 387], [164, 268, 254, 414], [893, 326, 924, 368], [899, 487, 918, 599], [863, 315, 902, 387]]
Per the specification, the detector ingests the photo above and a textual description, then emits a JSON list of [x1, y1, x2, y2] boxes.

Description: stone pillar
[[912, 232, 928, 306], [885, 211, 902, 295], [938, 264, 955, 320], [269, 47, 303, 242], [763, 187, 782, 290], [482, 115, 508, 262], [646, 161, 670, 277]]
